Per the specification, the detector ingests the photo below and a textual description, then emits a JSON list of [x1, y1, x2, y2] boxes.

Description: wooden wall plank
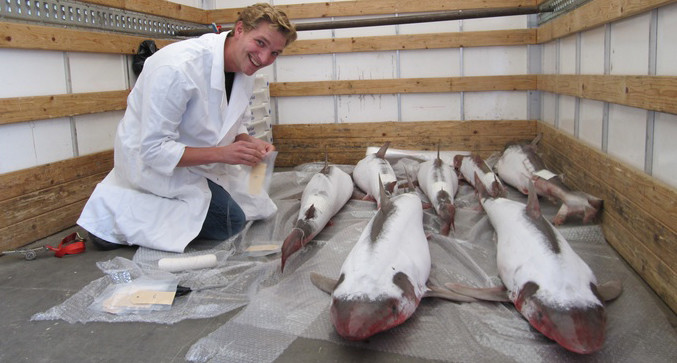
[[0, 172, 107, 229], [0, 91, 129, 125], [273, 120, 537, 167], [603, 213, 677, 315], [538, 74, 677, 115], [284, 29, 537, 56], [270, 75, 537, 97], [538, 0, 677, 43], [208, 0, 536, 23], [79, 0, 206, 23], [0, 201, 87, 252], [0, 21, 176, 54], [536, 122, 677, 313], [0, 151, 113, 202]]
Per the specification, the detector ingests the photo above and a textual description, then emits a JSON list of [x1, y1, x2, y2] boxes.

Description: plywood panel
[[271, 75, 537, 97], [0, 21, 176, 54], [0, 91, 129, 125], [0, 151, 113, 202], [538, 74, 677, 114], [273, 120, 537, 167], [284, 29, 537, 55]]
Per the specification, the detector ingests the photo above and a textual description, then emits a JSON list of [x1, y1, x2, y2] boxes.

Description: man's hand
[[177, 134, 275, 167]]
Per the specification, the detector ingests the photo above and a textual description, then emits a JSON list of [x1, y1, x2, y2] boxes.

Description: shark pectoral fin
[[444, 282, 510, 302], [310, 272, 337, 295], [597, 280, 623, 302], [424, 285, 479, 303]]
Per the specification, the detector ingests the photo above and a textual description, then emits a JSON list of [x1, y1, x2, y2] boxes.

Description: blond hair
[[238, 3, 297, 46]]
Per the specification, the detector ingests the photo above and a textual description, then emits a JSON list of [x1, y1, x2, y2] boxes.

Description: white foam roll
[[158, 254, 217, 272]]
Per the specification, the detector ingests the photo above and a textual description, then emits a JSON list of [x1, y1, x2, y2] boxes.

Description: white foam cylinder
[[158, 254, 217, 272]]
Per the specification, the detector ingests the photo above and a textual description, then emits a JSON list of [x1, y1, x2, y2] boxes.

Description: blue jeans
[[197, 179, 246, 240]]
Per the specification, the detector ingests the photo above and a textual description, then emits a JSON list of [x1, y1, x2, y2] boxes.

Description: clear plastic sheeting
[[30, 160, 677, 362], [187, 160, 677, 362]]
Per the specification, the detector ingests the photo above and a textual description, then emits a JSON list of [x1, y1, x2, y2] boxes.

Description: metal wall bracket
[[0, 0, 202, 37]]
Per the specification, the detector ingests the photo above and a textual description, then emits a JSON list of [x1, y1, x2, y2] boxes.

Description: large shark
[[311, 177, 474, 341], [352, 142, 398, 208], [446, 173, 622, 354], [417, 146, 458, 235], [280, 157, 353, 272]]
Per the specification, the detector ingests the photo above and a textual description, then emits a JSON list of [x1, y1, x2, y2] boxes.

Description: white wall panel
[[399, 20, 460, 34], [653, 112, 677, 188], [32, 118, 75, 165], [276, 96, 335, 124], [275, 54, 333, 82], [464, 92, 527, 120], [559, 35, 577, 74], [607, 104, 647, 170], [69, 52, 127, 93], [0, 49, 67, 98], [579, 99, 604, 148], [334, 22, 397, 38], [656, 3, 677, 75], [558, 95, 576, 134], [541, 41, 558, 74], [0, 123, 37, 173], [541, 92, 557, 125], [464, 46, 527, 76], [336, 52, 397, 80], [580, 27, 605, 74], [75, 111, 123, 155], [212, 0, 260, 8], [399, 49, 461, 78], [337, 94, 398, 123], [400, 93, 461, 121], [462, 15, 527, 31], [610, 13, 651, 75]]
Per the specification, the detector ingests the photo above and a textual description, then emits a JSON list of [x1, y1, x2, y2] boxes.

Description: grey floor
[[0, 226, 440, 363]]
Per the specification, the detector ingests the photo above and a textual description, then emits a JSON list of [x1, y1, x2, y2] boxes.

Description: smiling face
[[224, 20, 287, 76]]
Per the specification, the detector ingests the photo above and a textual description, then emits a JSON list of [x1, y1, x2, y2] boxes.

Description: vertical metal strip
[[574, 32, 581, 138], [645, 9, 658, 174], [459, 20, 465, 121], [602, 24, 611, 152], [554, 38, 560, 128], [527, 14, 541, 121], [63, 52, 79, 157]]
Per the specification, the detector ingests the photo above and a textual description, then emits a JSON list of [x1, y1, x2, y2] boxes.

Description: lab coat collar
[[209, 31, 229, 91]]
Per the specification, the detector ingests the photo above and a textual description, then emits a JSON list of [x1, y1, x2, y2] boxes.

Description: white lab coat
[[77, 32, 273, 252]]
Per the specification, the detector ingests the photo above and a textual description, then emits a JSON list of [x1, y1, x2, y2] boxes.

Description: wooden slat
[[283, 29, 536, 56], [208, 0, 536, 23], [536, 122, 677, 313], [80, 0, 206, 23], [0, 150, 113, 202], [538, 0, 677, 43], [0, 91, 129, 125], [0, 21, 176, 54], [270, 75, 537, 97], [0, 172, 108, 229], [0, 200, 87, 252], [273, 120, 537, 167], [602, 214, 677, 314], [538, 74, 677, 115]]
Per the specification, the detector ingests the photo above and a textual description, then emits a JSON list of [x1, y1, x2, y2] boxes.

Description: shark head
[[515, 281, 607, 354], [330, 271, 420, 341]]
